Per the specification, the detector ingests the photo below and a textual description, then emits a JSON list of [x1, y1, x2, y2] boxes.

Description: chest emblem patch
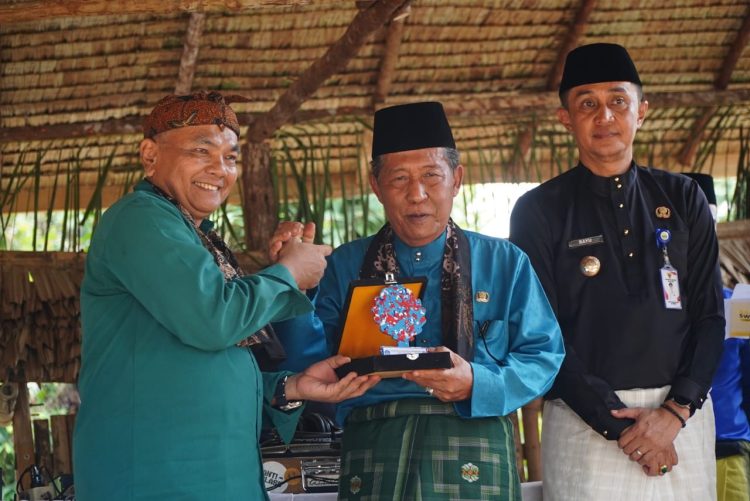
[[349, 475, 362, 494], [461, 463, 479, 483], [655, 206, 671, 219], [475, 291, 490, 303], [580, 256, 601, 277]]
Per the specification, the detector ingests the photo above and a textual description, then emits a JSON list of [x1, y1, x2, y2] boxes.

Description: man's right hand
[[277, 237, 332, 290]]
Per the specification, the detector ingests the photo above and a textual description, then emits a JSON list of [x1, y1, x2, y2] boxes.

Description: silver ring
[[635, 449, 643, 456], [426, 387, 434, 396]]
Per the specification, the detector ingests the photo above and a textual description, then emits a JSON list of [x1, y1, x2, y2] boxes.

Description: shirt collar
[[581, 161, 638, 197], [135, 178, 214, 232], [393, 230, 447, 263]]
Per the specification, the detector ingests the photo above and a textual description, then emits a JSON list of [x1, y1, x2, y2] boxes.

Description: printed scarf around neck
[[359, 220, 474, 361], [145, 180, 286, 364]]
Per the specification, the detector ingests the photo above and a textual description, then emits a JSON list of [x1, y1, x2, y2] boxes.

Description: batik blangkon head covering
[[142, 91, 244, 139]]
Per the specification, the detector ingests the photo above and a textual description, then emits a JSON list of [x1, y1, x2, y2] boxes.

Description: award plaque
[[334, 274, 452, 378]]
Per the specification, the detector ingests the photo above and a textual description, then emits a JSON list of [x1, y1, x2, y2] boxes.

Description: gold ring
[[635, 449, 643, 456], [659, 465, 668, 475]]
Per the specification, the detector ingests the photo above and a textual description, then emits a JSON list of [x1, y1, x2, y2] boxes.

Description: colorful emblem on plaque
[[580, 256, 601, 277], [372, 284, 426, 343], [655, 206, 672, 219], [349, 475, 362, 494], [461, 462, 479, 483]]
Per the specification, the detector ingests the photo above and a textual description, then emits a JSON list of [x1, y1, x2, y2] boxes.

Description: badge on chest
[[656, 228, 682, 310]]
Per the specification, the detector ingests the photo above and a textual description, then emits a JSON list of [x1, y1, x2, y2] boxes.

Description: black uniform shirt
[[510, 162, 725, 440]]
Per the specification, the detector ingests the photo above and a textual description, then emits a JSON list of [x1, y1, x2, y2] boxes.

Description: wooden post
[[51, 415, 73, 476], [11, 371, 34, 485], [521, 398, 543, 481], [32, 419, 52, 475], [509, 409, 526, 482], [242, 142, 277, 251]]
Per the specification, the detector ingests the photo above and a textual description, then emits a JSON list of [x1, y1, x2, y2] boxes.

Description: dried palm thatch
[[0, 252, 84, 383]]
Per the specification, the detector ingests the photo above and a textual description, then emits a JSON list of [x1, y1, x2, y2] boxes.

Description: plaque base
[[335, 351, 452, 379]]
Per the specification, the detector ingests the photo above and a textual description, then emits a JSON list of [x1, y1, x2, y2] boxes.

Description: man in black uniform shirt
[[510, 43, 725, 500]]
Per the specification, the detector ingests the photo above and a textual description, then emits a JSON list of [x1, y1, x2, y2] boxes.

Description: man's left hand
[[401, 346, 473, 402], [612, 406, 684, 463], [286, 355, 380, 403]]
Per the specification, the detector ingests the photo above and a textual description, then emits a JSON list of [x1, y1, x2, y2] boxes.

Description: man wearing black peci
[[510, 43, 725, 500]]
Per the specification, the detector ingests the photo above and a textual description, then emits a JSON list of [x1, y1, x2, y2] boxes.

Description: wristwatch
[[273, 375, 303, 412], [669, 396, 694, 416]]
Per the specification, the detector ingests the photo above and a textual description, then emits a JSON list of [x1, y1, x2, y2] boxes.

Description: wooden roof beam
[[716, 8, 750, 91], [245, 0, 411, 143], [546, 0, 597, 91], [678, 7, 750, 166], [372, 4, 411, 108], [5, 88, 750, 144], [174, 12, 206, 95], [0, 0, 345, 23]]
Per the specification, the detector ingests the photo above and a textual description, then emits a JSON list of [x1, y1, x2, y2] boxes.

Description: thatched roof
[[2, 0, 750, 212]]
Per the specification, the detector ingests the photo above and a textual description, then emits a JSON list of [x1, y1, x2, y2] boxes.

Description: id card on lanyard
[[656, 228, 682, 309]]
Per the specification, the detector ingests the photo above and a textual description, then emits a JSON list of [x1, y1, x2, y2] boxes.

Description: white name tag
[[660, 266, 682, 310]]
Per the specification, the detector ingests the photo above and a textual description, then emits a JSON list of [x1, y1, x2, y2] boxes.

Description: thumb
[[326, 355, 351, 368], [319, 244, 333, 256], [302, 222, 316, 243], [611, 407, 641, 419]]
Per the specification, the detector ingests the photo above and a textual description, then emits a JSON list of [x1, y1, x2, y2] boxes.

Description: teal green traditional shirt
[[274, 230, 565, 424], [74, 180, 312, 500]]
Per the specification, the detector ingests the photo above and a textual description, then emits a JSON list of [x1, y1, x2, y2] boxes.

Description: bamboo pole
[[0, 0, 345, 23], [11, 370, 34, 486], [372, 4, 411, 107], [174, 13, 206, 95]]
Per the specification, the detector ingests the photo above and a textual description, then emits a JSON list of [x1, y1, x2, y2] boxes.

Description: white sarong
[[542, 386, 716, 501]]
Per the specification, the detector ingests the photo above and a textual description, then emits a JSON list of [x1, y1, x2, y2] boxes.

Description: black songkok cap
[[372, 101, 455, 158], [683, 172, 717, 205], [559, 43, 642, 96]]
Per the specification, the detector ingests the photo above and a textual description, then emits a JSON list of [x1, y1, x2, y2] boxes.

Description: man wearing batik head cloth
[[510, 43, 725, 500], [271, 101, 564, 500], [74, 91, 378, 500]]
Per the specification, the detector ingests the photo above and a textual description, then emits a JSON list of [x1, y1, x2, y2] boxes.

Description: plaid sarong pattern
[[338, 398, 520, 501]]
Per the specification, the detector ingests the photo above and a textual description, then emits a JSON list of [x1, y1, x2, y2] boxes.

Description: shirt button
[[415, 251, 422, 262], [623, 229, 629, 236], [617, 184, 623, 189], [628, 252, 634, 258], [603, 430, 608, 437], [619, 203, 624, 209], [614, 177, 620, 182]]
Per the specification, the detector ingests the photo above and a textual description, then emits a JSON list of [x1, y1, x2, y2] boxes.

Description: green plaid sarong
[[338, 398, 520, 501]]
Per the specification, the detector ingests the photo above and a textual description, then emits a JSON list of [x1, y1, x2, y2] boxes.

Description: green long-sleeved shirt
[[74, 180, 312, 500]]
